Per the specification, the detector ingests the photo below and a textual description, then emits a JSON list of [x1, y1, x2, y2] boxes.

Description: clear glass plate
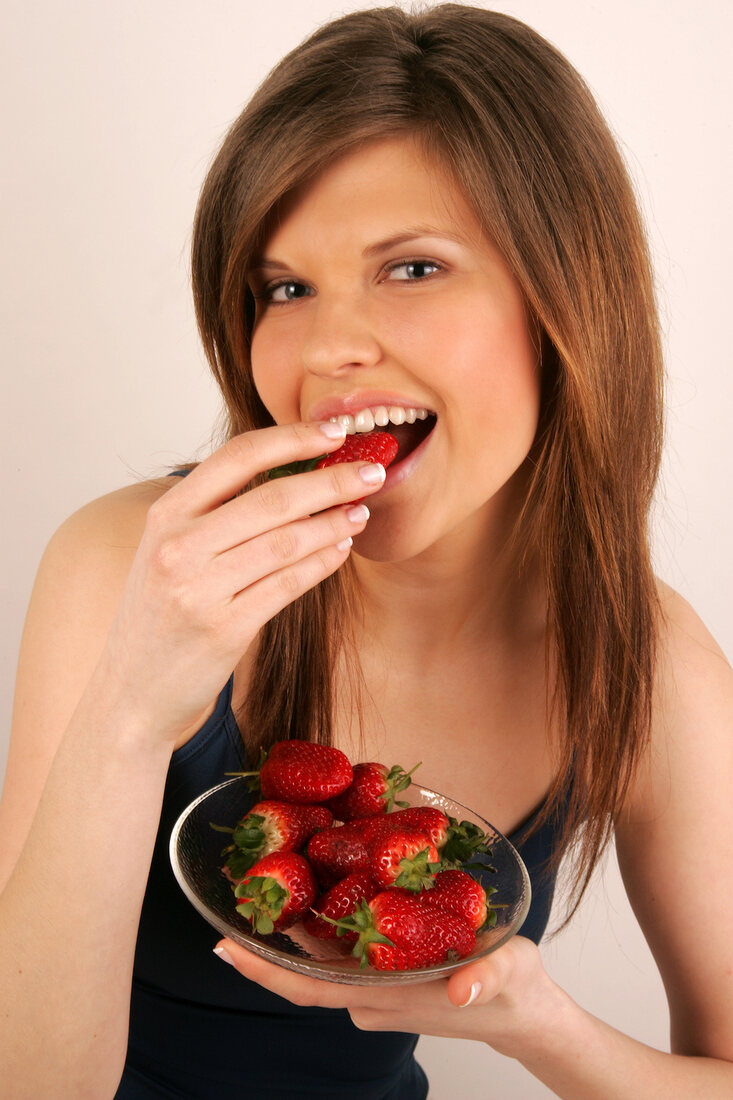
[[170, 777, 531, 985]]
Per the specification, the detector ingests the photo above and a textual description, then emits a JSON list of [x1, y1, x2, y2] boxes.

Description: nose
[[300, 294, 382, 378]]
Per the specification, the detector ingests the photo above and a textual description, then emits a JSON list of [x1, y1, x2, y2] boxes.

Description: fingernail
[[336, 536, 353, 552], [213, 945, 235, 967], [319, 420, 347, 439], [458, 981, 482, 1007], [358, 463, 386, 485], [347, 503, 370, 523]]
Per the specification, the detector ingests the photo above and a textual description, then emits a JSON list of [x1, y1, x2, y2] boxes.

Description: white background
[[1, 2, 730, 1096]]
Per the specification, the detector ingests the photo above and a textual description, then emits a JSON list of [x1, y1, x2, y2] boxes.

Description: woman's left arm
[[215, 585, 733, 1097]]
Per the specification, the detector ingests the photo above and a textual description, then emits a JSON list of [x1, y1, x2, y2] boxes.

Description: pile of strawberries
[[217, 740, 498, 972]]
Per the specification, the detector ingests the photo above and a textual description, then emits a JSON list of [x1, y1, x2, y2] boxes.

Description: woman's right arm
[[0, 421, 375, 1099]]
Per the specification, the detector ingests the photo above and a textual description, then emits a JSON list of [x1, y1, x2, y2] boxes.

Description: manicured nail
[[458, 981, 482, 1007], [213, 945, 235, 967], [358, 463, 386, 485], [347, 503, 370, 523], [336, 537, 353, 552], [319, 420, 347, 439]]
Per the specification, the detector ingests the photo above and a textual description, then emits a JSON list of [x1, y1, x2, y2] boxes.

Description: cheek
[[250, 329, 301, 424], [449, 305, 541, 437]]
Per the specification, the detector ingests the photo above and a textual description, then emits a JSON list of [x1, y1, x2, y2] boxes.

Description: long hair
[[191, 4, 664, 919]]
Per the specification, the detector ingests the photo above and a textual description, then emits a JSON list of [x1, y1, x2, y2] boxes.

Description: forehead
[[263, 135, 483, 252]]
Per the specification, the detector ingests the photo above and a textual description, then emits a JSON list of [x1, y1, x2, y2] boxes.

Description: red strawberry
[[326, 761, 420, 821], [421, 869, 495, 930], [315, 431, 398, 471], [365, 941, 414, 971], [247, 740, 353, 804], [234, 852, 317, 934], [306, 822, 371, 887], [333, 890, 476, 971], [368, 829, 441, 892], [302, 871, 380, 940], [370, 807, 452, 851], [220, 801, 333, 882], [267, 431, 398, 486]]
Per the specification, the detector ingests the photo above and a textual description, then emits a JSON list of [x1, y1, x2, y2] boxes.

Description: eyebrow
[[251, 225, 468, 273], [361, 226, 469, 257]]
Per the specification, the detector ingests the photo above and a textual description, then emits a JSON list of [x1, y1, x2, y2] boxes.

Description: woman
[[1, 6, 731, 1098]]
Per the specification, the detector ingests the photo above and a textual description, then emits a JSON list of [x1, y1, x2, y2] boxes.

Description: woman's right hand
[[97, 420, 380, 745]]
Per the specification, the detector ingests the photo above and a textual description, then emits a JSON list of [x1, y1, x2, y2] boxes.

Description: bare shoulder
[[51, 475, 180, 558], [16, 474, 183, 715], [614, 584, 733, 1056], [623, 580, 731, 818], [655, 579, 730, 679], [24, 477, 179, 641], [653, 580, 731, 753], [0, 477, 182, 887]]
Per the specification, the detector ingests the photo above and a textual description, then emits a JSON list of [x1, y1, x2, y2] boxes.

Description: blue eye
[[267, 281, 313, 303], [385, 260, 441, 281]]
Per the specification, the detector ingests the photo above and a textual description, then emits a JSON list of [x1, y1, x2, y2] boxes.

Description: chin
[[350, 504, 447, 564]]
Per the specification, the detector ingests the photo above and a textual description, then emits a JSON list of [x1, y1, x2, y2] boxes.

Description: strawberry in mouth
[[326, 405, 437, 469], [268, 406, 437, 480]]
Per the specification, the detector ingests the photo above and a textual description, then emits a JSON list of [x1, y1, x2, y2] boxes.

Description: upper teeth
[[329, 405, 431, 435]]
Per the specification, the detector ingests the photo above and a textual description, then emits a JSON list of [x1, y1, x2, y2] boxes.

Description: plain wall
[[2, 2, 731, 1096]]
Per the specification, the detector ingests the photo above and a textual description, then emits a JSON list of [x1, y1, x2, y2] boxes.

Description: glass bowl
[[170, 777, 531, 985]]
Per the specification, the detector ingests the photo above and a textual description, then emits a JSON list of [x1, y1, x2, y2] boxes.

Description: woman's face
[[249, 136, 541, 563]]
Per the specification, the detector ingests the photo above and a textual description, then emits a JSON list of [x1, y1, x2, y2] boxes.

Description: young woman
[[2, 6, 731, 1098]]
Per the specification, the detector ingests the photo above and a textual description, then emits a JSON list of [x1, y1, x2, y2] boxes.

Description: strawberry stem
[[380, 761, 422, 812], [319, 899, 396, 969]]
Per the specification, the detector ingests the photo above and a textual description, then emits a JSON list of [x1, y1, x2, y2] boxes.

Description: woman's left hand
[[214, 935, 564, 1056]]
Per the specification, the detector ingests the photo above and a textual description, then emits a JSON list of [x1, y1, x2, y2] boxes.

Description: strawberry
[[326, 761, 420, 821], [234, 852, 317, 934], [368, 829, 441, 892], [332, 890, 476, 971], [315, 431, 398, 470], [421, 868, 496, 930], [371, 807, 452, 850], [220, 801, 333, 882], [370, 808, 495, 870], [301, 870, 381, 940], [306, 822, 371, 887], [232, 740, 353, 804], [267, 431, 398, 482]]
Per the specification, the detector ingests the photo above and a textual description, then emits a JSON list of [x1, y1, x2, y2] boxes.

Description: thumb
[[446, 944, 517, 1008]]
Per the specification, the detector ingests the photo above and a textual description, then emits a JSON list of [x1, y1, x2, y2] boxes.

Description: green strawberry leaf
[[267, 456, 325, 480], [393, 847, 441, 893], [440, 818, 495, 869], [224, 847, 260, 881]]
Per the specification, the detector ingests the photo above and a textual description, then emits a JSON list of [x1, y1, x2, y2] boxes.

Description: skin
[[249, 136, 541, 568], [1, 136, 732, 1097]]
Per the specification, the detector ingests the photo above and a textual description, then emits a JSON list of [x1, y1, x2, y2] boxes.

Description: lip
[[381, 420, 435, 492], [306, 391, 435, 423]]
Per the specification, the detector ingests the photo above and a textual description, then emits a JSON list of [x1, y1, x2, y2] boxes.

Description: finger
[[200, 461, 385, 555], [446, 945, 517, 1008], [167, 421, 348, 516], [228, 539, 355, 624], [213, 939, 446, 1016], [207, 503, 370, 600], [213, 939, 359, 1011]]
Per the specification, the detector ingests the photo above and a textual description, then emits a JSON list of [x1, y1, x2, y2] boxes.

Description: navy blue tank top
[[114, 674, 564, 1099]]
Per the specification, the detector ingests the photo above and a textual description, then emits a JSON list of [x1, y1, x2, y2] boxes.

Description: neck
[[351, 500, 545, 664]]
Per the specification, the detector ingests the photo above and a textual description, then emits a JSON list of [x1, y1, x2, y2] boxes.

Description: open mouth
[[328, 405, 437, 465]]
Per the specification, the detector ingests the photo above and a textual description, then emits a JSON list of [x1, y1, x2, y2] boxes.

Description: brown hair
[[191, 4, 664, 919]]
